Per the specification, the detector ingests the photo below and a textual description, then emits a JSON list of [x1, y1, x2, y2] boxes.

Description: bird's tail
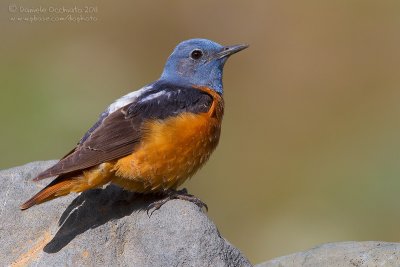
[[20, 164, 114, 210]]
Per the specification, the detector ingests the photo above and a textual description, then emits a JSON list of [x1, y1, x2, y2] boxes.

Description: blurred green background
[[2, 0, 400, 263]]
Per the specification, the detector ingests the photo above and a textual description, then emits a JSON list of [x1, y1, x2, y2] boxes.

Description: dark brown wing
[[34, 106, 142, 180], [34, 82, 213, 181]]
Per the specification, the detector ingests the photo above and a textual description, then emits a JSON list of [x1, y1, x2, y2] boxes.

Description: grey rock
[[255, 241, 400, 267], [0, 161, 251, 267]]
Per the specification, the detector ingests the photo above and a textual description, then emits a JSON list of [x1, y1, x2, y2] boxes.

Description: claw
[[146, 188, 208, 217], [146, 196, 171, 217]]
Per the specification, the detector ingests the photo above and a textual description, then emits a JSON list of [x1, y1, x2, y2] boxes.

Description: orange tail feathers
[[21, 163, 114, 210]]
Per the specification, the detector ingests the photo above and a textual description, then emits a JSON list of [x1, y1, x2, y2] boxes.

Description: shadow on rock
[[44, 184, 153, 253]]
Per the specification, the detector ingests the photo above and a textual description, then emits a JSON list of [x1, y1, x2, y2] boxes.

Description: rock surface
[[255, 241, 400, 267], [4, 161, 400, 267], [0, 161, 251, 267]]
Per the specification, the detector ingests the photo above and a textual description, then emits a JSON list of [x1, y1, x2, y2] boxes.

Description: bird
[[21, 38, 248, 212]]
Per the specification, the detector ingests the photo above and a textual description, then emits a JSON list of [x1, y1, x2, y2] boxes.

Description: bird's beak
[[216, 44, 249, 59]]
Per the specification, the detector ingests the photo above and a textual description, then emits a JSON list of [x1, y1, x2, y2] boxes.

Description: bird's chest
[[113, 112, 221, 191]]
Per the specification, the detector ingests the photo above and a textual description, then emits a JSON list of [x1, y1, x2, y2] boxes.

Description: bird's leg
[[146, 188, 208, 217], [170, 189, 208, 211]]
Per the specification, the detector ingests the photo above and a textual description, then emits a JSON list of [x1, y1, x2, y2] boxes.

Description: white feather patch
[[106, 85, 152, 114], [138, 90, 170, 103]]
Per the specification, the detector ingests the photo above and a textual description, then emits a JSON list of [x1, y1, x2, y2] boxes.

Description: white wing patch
[[106, 84, 152, 114], [138, 90, 171, 103]]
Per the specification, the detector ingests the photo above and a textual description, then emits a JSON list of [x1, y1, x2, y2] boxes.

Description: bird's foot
[[146, 188, 208, 217]]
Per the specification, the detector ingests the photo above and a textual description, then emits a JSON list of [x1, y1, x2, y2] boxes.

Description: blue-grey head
[[160, 39, 248, 94]]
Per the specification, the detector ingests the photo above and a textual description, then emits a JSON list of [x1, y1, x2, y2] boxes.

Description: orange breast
[[112, 112, 221, 192], [112, 87, 224, 193]]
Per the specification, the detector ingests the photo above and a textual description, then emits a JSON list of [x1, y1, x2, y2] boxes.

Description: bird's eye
[[190, 49, 203, 60]]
